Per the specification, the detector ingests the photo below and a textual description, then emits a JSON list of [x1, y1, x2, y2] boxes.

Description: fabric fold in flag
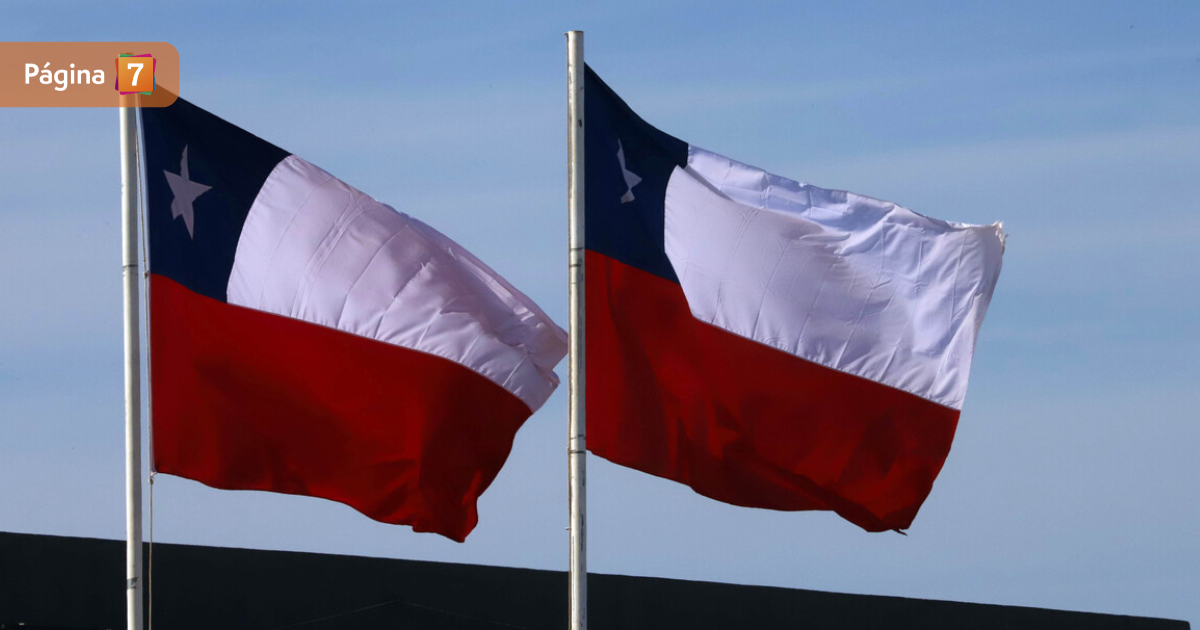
[[583, 66, 1004, 532], [141, 98, 567, 542]]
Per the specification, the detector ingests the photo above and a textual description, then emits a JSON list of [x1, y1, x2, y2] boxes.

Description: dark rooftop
[[0, 531, 1189, 630]]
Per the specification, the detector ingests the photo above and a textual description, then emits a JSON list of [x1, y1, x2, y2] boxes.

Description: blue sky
[[2, 0, 1198, 625]]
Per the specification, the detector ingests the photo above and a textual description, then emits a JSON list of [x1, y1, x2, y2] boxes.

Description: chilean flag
[[584, 67, 1005, 531], [141, 98, 566, 542]]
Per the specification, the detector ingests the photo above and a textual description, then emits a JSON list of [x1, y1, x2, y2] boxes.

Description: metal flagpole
[[120, 102, 144, 630], [565, 30, 587, 630]]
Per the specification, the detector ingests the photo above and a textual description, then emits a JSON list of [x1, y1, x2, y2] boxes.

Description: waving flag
[[141, 98, 566, 542], [583, 67, 1004, 531]]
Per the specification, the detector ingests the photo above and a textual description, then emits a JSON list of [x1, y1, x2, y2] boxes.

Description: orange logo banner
[[0, 42, 179, 107]]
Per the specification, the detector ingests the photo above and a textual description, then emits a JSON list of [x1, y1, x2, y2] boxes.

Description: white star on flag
[[617, 140, 641, 203], [164, 145, 211, 238]]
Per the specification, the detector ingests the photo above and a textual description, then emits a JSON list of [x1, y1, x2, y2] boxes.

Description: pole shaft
[[566, 30, 587, 630], [120, 104, 144, 630]]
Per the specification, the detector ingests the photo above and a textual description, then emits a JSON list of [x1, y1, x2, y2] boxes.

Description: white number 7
[[127, 62, 143, 86]]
